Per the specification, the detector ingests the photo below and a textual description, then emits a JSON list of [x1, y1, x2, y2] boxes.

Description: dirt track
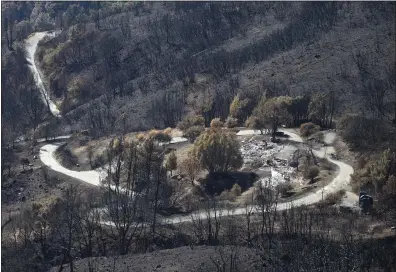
[[40, 129, 357, 225], [25, 32, 61, 117]]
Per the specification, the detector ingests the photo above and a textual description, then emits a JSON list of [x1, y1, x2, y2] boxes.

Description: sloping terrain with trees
[[1, 2, 396, 272], [3, 2, 394, 137]]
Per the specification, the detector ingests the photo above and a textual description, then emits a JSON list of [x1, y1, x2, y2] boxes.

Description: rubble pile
[[240, 139, 298, 187]]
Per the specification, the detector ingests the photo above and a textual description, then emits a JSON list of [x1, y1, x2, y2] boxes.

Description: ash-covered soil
[[240, 137, 300, 187], [50, 246, 261, 272]]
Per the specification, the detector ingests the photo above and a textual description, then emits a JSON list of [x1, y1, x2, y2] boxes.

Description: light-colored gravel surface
[[237, 129, 304, 143], [40, 142, 105, 186], [25, 32, 61, 117], [40, 129, 357, 225], [30, 31, 357, 224], [164, 136, 356, 224]]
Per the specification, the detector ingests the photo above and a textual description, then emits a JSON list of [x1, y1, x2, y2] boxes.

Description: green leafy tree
[[185, 126, 205, 143], [229, 94, 249, 124], [308, 91, 337, 129], [337, 114, 390, 148], [229, 95, 243, 119], [351, 148, 396, 199], [245, 116, 267, 135], [225, 116, 238, 128], [181, 151, 201, 185], [192, 129, 243, 173], [177, 115, 205, 131], [151, 131, 172, 143], [177, 115, 205, 142], [252, 96, 292, 141], [166, 151, 177, 176], [367, 149, 396, 195]]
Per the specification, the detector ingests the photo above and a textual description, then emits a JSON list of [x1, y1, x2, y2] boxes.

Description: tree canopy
[[229, 94, 249, 124], [165, 151, 177, 176], [251, 96, 292, 141], [191, 129, 243, 173], [177, 115, 205, 142], [300, 122, 320, 139], [308, 92, 337, 129]]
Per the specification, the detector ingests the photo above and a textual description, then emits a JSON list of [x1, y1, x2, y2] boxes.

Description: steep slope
[[34, 2, 395, 137], [25, 31, 61, 117]]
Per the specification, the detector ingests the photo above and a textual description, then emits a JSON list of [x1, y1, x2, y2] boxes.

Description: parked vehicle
[[359, 191, 373, 213]]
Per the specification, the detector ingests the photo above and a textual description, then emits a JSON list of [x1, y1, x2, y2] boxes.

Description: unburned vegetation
[[2, 1, 396, 272]]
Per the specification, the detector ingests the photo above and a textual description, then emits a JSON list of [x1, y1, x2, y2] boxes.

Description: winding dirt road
[[39, 129, 357, 224], [27, 32, 357, 224], [40, 142, 105, 186], [26, 32, 61, 117], [164, 129, 356, 224]]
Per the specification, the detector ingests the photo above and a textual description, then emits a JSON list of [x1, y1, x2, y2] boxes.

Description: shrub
[[219, 190, 236, 201], [185, 126, 205, 143], [113, 138, 121, 149], [177, 115, 205, 131], [68, 76, 93, 101], [166, 151, 178, 175], [245, 116, 266, 134], [230, 183, 242, 197], [300, 122, 320, 138], [210, 118, 224, 129], [380, 175, 396, 214], [337, 114, 390, 148], [229, 94, 250, 123], [145, 129, 172, 143], [180, 152, 201, 185], [225, 116, 238, 128], [305, 165, 319, 183], [110, 138, 123, 155], [351, 148, 396, 194], [278, 183, 294, 197], [20, 158, 30, 165], [59, 97, 72, 113], [321, 189, 346, 206], [136, 133, 146, 142], [164, 127, 172, 135], [152, 131, 172, 143], [92, 153, 106, 168], [148, 129, 160, 138], [178, 115, 205, 142]]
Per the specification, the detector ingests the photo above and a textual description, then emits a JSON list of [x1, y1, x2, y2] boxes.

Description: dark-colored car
[[359, 191, 373, 213]]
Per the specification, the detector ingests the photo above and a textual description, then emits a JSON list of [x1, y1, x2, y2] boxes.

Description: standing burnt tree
[[102, 137, 170, 254]]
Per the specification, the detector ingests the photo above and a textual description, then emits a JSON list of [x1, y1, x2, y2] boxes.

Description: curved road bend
[[25, 32, 61, 117], [26, 33, 357, 224], [39, 129, 356, 225]]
